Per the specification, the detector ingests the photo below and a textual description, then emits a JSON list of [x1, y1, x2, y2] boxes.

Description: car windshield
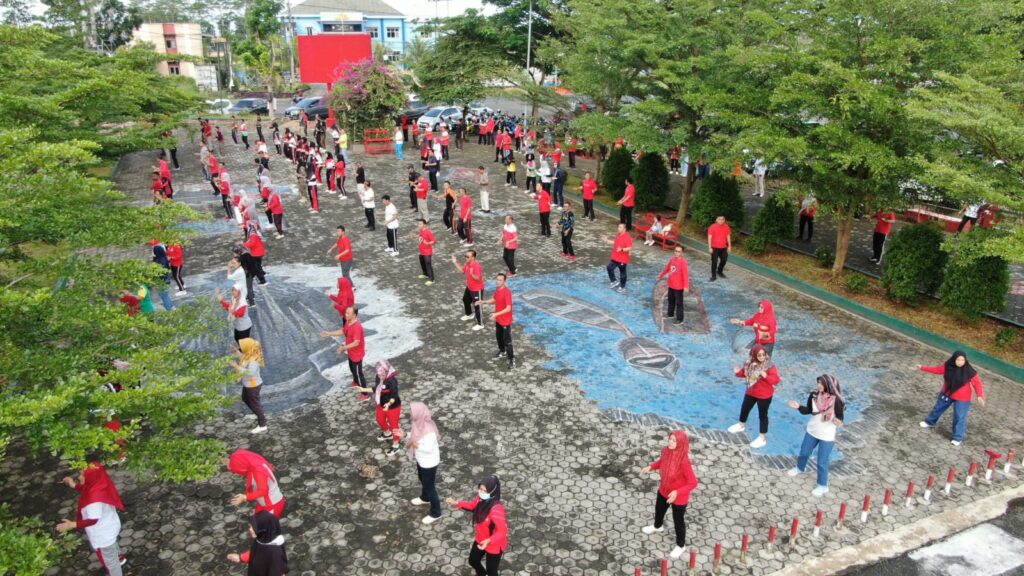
[[423, 109, 442, 117], [299, 98, 320, 107], [236, 99, 255, 107]]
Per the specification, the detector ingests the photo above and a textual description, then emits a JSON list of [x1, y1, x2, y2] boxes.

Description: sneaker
[[460, 314, 475, 321], [494, 351, 507, 358], [386, 445, 401, 456], [424, 280, 434, 286], [175, 290, 188, 296], [561, 252, 568, 257], [312, 210, 319, 214], [508, 358, 517, 369], [673, 320, 684, 326], [568, 256, 576, 261], [119, 556, 127, 566], [376, 432, 393, 441], [275, 234, 284, 239], [710, 276, 717, 282], [919, 421, 932, 428], [411, 497, 428, 506], [718, 272, 727, 279], [616, 286, 626, 293], [663, 314, 675, 319], [641, 525, 664, 535], [609, 281, 619, 288], [471, 324, 484, 331], [250, 425, 268, 434], [951, 439, 962, 446], [465, 242, 474, 247], [390, 251, 399, 257], [359, 394, 370, 402], [750, 436, 767, 449], [422, 514, 441, 525], [727, 423, 746, 434], [868, 257, 878, 263], [418, 275, 428, 279], [670, 546, 686, 560], [384, 248, 394, 253], [812, 485, 829, 497], [787, 467, 802, 477]]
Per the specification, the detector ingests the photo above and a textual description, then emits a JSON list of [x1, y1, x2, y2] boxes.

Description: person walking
[[267, 188, 285, 238], [165, 241, 186, 295], [408, 402, 442, 524], [55, 462, 126, 576], [535, 184, 552, 237], [446, 475, 508, 576], [226, 511, 289, 576], [394, 125, 405, 160], [579, 172, 598, 222], [605, 223, 632, 293], [226, 449, 286, 517], [452, 250, 485, 331], [320, 306, 368, 397], [707, 215, 732, 281], [796, 195, 817, 242], [383, 195, 400, 256], [639, 430, 698, 560], [787, 374, 844, 497], [354, 360, 403, 456], [870, 209, 896, 263], [233, 338, 268, 434], [149, 240, 175, 310], [727, 344, 780, 449], [240, 119, 250, 150], [729, 299, 778, 355], [501, 215, 518, 276], [656, 246, 690, 325], [360, 180, 377, 231], [327, 225, 354, 282], [458, 188, 475, 247], [417, 219, 436, 285], [917, 351, 986, 446], [617, 177, 636, 231], [476, 273, 516, 369], [552, 163, 566, 209], [218, 284, 252, 343], [559, 201, 576, 261]]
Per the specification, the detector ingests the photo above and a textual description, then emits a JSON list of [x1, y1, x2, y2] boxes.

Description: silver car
[[416, 106, 463, 132]]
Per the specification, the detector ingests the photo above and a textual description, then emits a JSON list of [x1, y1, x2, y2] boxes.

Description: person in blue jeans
[[786, 374, 844, 498], [918, 351, 986, 446]]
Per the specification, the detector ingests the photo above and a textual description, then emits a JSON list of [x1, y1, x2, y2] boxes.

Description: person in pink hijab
[[640, 430, 698, 560], [406, 402, 442, 524], [56, 462, 126, 575]]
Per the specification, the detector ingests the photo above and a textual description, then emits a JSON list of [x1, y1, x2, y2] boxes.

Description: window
[[164, 36, 176, 49], [418, 28, 432, 38], [386, 26, 399, 39], [168, 61, 180, 75], [305, 26, 313, 35], [366, 26, 379, 38]]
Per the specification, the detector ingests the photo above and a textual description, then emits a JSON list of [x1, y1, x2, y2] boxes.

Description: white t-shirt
[[414, 432, 440, 468], [385, 203, 399, 229], [361, 187, 375, 209], [805, 398, 839, 442], [80, 502, 121, 549], [965, 202, 984, 218], [753, 159, 767, 176], [394, 130, 404, 144]]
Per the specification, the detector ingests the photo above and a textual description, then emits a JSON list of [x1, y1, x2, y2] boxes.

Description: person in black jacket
[[785, 374, 844, 497], [355, 359, 403, 456], [227, 511, 289, 576]]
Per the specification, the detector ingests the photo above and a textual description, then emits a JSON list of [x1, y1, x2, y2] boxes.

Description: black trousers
[[365, 208, 376, 230], [170, 147, 179, 169], [170, 265, 185, 291], [711, 248, 728, 277], [503, 248, 517, 274], [583, 199, 595, 221], [607, 261, 627, 288], [525, 176, 535, 192], [221, 194, 233, 219], [871, 232, 887, 260], [242, 134, 249, 149], [620, 206, 633, 231], [468, 545, 502, 576], [463, 288, 483, 325], [234, 327, 251, 343], [666, 288, 685, 322], [409, 185, 418, 209], [272, 213, 284, 235], [495, 323, 514, 359], [539, 212, 551, 236], [568, 151, 576, 167], [386, 228, 398, 251], [457, 219, 473, 243], [798, 214, 814, 240], [429, 171, 438, 191], [561, 229, 574, 256], [654, 493, 688, 547], [443, 206, 454, 232], [506, 172, 516, 185], [242, 385, 267, 427], [957, 215, 977, 232], [417, 464, 441, 518], [739, 394, 773, 434], [348, 359, 366, 387], [419, 255, 434, 281]]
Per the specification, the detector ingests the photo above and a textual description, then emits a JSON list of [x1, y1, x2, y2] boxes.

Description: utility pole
[[285, 0, 295, 82], [524, 0, 533, 119]]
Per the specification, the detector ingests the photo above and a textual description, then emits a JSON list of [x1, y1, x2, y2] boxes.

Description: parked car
[[416, 106, 463, 131], [285, 96, 329, 120], [227, 98, 270, 115], [468, 102, 494, 116], [206, 99, 232, 115], [400, 100, 429, 122]]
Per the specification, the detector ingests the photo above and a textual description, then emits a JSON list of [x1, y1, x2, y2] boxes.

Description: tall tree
[[236, 0, 283, 99], [94, 0, 141, 50], [0, 0, 34, 26]]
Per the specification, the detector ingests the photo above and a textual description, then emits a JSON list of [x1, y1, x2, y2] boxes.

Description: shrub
[[939, 230, 1011, 320], [880, 223, 948, 305], [744, 235, 767, 255], [601, 147, 634, 200], [329, 59, 406, 135], [752, 194, 795, 245], [844, 272, 870, 294], [815, 246, 834, 268], [689, 172, 745, 229], [995, 326, 1020, 350], [631, 152, 669, 210]]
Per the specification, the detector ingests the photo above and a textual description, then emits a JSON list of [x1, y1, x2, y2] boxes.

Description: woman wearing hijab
[[730, 299, 778, 356], [55, 462, 126, 576], [728, 344, 781, 448], [354, 360, 402, 456], [787, 375, 844, 497], [226, 449, 286, 517], [917, 351, 986, 446], [325, 277, 354, 321], [639, 430, 698, 560], [233, 338, 268, 434], [217, 283, 252, 344], [446, 475, 508, 576], [407, 402, 442, 524], [227, 511, 289, 576]]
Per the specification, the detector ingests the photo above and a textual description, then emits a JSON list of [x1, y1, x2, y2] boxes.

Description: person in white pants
[[753, 158, 767, 197], [477, 165, 490, 213], [56, 463, 126, 576]]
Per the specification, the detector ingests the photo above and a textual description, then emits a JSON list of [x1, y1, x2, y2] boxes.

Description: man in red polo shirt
[[617, 176, 636, 231], [326, 225, 354, 283], [870, 209, 897, 263], [320, 306, 368, 399], [707, 215, 732, 281], [535, 184, 552, 237], [451, 249, 484, 330], [578, 171, 598, 222], [657, 245, 691, 325], [417, 219, 436, 285], [605, 223, 633, 292], [477, 273, 515, 369]]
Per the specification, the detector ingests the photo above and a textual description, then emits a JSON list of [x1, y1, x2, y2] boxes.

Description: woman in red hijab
[[325, 277, 354, 321], [226, 449, 286, 517], [731, 299, 778, 355], [55, 462, 126, 575], [640, 430, 698, 560]]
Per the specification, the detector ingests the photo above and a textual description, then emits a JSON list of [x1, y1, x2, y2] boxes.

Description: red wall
[[297, 34, 373, 84]]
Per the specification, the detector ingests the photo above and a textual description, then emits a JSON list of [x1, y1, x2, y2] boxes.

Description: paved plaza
[[9, 129, 1022, 575]]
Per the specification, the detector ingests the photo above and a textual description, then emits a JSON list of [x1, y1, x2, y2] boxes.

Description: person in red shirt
[[226, 449, 286, 517], [535, 183, 552, 237], [118, 289, 140, 316], [243, 232, 267, 283], [476, 273, 515, 369], [500, 215, 518, 276], [640, 430, 698, 560], [216, 173, 234, 221], [657, 246, 690, 325], [578, 171, 598, 222], [551, 143, 562, 167], [728, 344, 781, 449], [568, 136, 578, 168], [325, 276, 354, 320], [484, 117, 496, 145], [452, 250, 484, 330], [155, 152, 173, 196], [320, 306, 368, 394], [149, 171, 166, 204], [326, 225, 354, 283], [796, 195, 818, 242], [730, 299, 777, 355], [446, 475, 508, 575], [416, 219, 436, 285], [917, 351, 986, 445], [605, 223, 633, 292], [416, 174, 431, 222], [208, 152, 221, 195], [617, 177, 636, 231], [870, 209, 897, 263], [166, 243, 185, 294], [457, 188, 474, 247], [266, 189, 284, 238], [706, 215, 732, 281]]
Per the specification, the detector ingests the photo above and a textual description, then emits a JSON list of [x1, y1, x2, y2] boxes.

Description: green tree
[[235, 0, 283, 99], [689, 173, 744, 229], [601, 147, 634, 200], [751, 194, 795, 247], [631, 152, 669, 210], [95, 0, 141, 50], [411, 29, 493, 108], [329, 59, 406, 135], [939, 229, 1011, 319], [0, 0, 34, 26]]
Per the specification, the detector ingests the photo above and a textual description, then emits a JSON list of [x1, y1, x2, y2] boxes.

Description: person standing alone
[[639, 430, 698, 560], [559, 201, 576, 261], [657, 246, 690, 325], [617, 177, 636, 231], [605, 223, 632, 293], [707, 215, 731, 281], [870, 209, 896, 263], [416, 219, 436, 285], [383, 195, 400, 256]]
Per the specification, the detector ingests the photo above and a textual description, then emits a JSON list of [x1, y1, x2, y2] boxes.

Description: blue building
[[286, 0, 418, 63]]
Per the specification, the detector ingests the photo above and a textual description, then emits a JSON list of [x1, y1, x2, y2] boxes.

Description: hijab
[[943, 351, 978, 396], [743, 344, 774, 387], [375, 359, 396, 383], [659, 430, 692, 484], [473, 475, 502, 525], [247, 511, 288, 576], [407, 402, 440, 461], [228, 449, 274, 483], [77, 462, 124, 517], [815, 374, 843, 422], [239, 338, 265, 367], [750, 299, 777, 340], [336, 277, 354, 308]]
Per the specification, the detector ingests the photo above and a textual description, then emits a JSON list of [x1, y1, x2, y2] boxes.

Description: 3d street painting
[[511, 266, 890, 458]]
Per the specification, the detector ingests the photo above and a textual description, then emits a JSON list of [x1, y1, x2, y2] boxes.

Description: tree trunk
[[831, 211, 855, 276], [675, 162, 696, 231], [594, 147, 604, 182], [529, 73, 545, 122]]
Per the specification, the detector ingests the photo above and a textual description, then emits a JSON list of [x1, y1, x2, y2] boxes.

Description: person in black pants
[[728, 344, 779, 449], [559, 202, 576, 259], [446, 475, 508, 576], [640, 430, 698, 560], [426, 154, 440, 191], [407, 165, 419, 209]]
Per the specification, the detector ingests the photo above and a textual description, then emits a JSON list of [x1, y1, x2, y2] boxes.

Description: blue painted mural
[[510, 266, 886, 456]]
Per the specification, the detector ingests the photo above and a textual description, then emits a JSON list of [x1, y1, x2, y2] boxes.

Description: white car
[[416, 106, 463, 132], [206, 99, 231, 115], [468, 103, 493, 116]]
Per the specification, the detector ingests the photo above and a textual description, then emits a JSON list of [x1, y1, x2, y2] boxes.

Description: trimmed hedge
[[601, 147, 634, 200], [939, 230, 1010, 320], [752, 194, 795, 245], [631, 152, 669, 210], [880, 223, 948, 305], [689, 172, 745, 229]]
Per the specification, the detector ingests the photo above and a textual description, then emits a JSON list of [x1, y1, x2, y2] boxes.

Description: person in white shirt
[[407, 402, 442, 524], [539, 157, 553, 194], [957, 200, 986, 233], [786, 375, 844, 498], [394, 125, 405, 160], [752, 158, 767, 197], [382, 195, 400, 256], [55, 463, 125, 576], [361, 180, 376, 231]]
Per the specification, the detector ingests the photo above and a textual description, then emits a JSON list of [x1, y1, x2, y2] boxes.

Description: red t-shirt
[[582, 179, 597, 200], [268, 193, 283, 215], [611, 232, 632, 264], [621, 184, 635, 207], [707, 223, 731, 249], [493, 286, 513, 326], [243, 235, 265, 258], [502, 226, 518, 250], [537, 189, 551, 213], [660, 256, 690, 290], [459, 195, 473, 220], [874, 211, 896, 235], [336, 236, 353, 262], [416, 178, 430, 199], [418, 228, 435, 256], [159, 159, 172, 180], [464, 260, 484, 291], [166, 244, 184, 267], [344, 320, 365, 362], [501, 134, 512, 151], [736, 365, 781, 399], [552, 150, 562, 165], [209, 155, 220, 176], [220, 180, 231, 197]]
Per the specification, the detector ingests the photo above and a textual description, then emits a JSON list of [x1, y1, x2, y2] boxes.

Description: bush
[[329, 59, 406, 135], [939, 230, 1010, 320], [689, 172, 745, 229], [601, 147, 634, 200], [630, 152, 669, 210], [995, 326, 1020, 350], [752, 194, 795, 245], [880, 223, 948, 305], [844, 272, 870, 294], [815, 246, 834, 268], [745, 235, 767, 255]]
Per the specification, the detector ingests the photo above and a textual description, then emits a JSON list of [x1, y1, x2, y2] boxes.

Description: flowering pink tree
[[329, 59, 406, 136]]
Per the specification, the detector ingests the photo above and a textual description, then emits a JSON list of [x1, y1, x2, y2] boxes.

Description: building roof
[[290, 0, 404, 17]]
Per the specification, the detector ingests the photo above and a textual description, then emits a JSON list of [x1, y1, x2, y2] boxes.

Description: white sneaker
[[250, 425, 268, 434], [641, 525, 664, 535], [460, 314, 475, 321], [727, 423, 746, 434], [390, 251, 399, 257], [411, 497, 428, 506], [609, 281, 619, 288], [422, 515, 440, 525], [417, 275, 428, 279], [919, 421, 932, 428], [472, 324, 484, 331], [951, 439, 962, 446], [787, 467, 801, 477], [175, 290, 188, 296], [812, 485, 829, 497], [670, 546, 685, 560], [384, 248, 394, 253], [750, 436, 767, 449], [465, 242, 474, 247]]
